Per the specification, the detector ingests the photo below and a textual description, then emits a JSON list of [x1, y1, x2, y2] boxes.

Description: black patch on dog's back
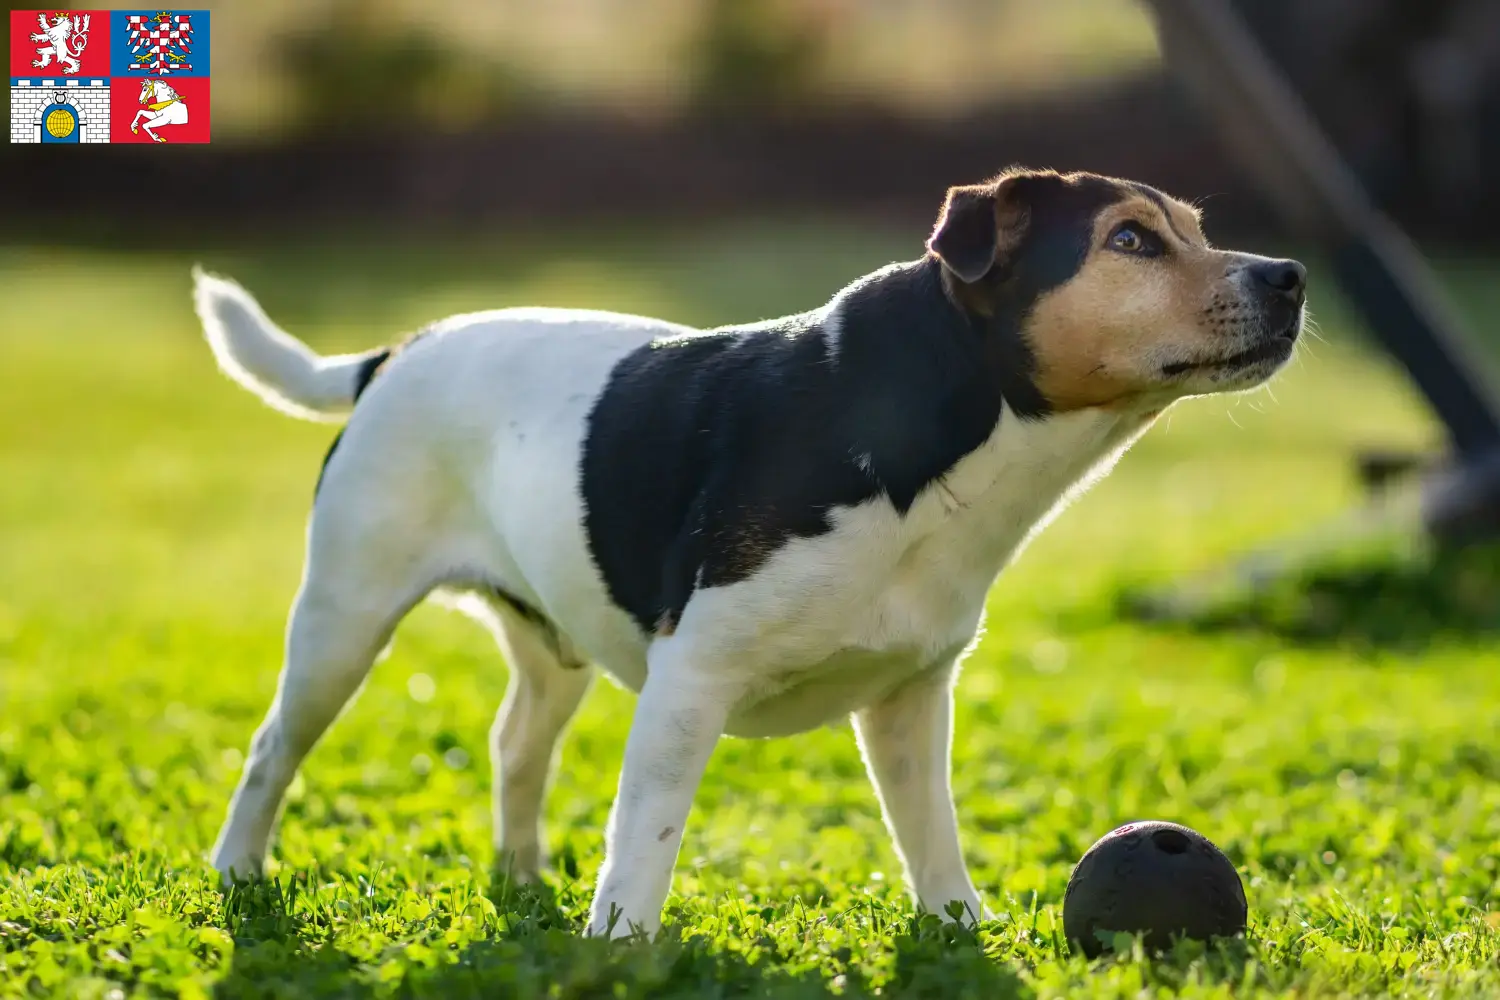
[[351, 349, 394, 400], [314, 329, 435, 498], [579, 171, 1125, 636], [315, 430, 346, 496], [315, 348, 390, 497]]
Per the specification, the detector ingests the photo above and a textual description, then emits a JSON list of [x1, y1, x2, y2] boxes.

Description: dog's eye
[[1107, 223, 1163, 257], [1112, 227, 1143, 252]]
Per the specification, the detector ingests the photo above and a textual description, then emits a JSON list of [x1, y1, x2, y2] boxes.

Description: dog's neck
[[818, 259, 1029, 506], [823, 257, 1161, 519], [830, 255, 1050, 408]]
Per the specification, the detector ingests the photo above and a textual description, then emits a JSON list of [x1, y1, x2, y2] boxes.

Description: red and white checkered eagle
[[126, 11, 195, 74]]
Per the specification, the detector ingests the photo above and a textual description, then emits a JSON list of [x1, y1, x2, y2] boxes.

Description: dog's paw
[[210, 850, 265, 887], [491, 845, 545, 885], [584, 915, 655, 940]]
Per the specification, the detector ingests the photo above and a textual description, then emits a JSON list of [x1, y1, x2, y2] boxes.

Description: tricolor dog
[[195, 168, 1305, 937]]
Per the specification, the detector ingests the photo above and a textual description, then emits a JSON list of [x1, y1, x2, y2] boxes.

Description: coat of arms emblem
[[29, 11, 91, 74]]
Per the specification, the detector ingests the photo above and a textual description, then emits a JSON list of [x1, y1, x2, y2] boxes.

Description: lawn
[[3, 222, 1500, 998]]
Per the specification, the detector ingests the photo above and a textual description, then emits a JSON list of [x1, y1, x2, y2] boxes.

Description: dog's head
[[927, 168, 1305, 413]]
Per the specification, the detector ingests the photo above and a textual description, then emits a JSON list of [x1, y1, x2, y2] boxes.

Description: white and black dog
[[194, 168, 1305, 937]]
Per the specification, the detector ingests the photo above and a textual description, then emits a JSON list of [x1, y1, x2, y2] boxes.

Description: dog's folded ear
[[927, 175, 1030, 285]]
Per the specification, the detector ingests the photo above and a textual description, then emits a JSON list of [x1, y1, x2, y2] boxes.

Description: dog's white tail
[[193, 266, 387, 422]]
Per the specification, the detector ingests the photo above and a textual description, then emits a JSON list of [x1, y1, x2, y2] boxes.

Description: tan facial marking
[[1024, 188, 1242, 412]]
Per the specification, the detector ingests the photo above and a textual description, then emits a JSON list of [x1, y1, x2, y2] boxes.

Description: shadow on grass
[[1066, 933, 1260, 992], [1117, 540, 1500, 652], [884, 916, 1032, 999], [211, 875, 1035, 999], [213, 876, 370, 998]]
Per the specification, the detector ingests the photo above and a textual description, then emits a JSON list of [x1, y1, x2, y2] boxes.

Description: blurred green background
[[7, 2, 1500, 997]]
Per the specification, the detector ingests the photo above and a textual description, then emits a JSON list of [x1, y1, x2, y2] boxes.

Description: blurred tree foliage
[[684, 0, 832, 111], [275, 0, 530, 134]]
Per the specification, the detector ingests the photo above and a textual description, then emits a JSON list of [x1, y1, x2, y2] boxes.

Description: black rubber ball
[[1062, 821, 1247, 957]]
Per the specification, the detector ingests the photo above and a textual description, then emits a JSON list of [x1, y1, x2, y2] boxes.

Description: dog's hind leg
[[463, 592, 592, 884], [210, 505, 433, 884]]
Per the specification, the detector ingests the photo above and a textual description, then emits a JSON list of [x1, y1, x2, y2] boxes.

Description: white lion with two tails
[[30, 12, 90, 74]]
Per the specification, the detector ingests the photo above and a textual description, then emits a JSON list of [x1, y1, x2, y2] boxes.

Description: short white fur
[[194, 269, 1161, 939]]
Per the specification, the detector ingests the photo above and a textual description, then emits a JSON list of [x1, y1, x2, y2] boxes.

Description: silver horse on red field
[[131, 78, 189, 143]]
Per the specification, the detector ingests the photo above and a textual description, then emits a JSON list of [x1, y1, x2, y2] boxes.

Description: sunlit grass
[[3, 226, 1499, 998]]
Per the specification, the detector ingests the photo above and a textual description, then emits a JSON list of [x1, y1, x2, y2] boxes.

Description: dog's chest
[[719, 408, 1144, 737]]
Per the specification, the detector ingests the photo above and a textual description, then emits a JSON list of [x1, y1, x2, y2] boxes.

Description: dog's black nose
[[1249, 258, 1307, 300]]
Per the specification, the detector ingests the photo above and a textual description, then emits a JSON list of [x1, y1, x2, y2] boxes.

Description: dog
[[194, 168, 1305, 938]]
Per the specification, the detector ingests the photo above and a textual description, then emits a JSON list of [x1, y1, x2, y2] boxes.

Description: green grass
[[4, 223, 1500, 998]]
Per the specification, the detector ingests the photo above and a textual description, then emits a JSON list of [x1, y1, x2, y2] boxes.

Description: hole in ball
[[1152, 828, 1191, 854]]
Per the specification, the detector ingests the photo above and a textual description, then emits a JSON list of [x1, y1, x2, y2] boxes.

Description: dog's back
[[195, 271, 694, 672]]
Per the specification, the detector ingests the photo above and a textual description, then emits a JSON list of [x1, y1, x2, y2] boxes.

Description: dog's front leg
[[853, 661, 989, 925], [586, 640, 736, 939]]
